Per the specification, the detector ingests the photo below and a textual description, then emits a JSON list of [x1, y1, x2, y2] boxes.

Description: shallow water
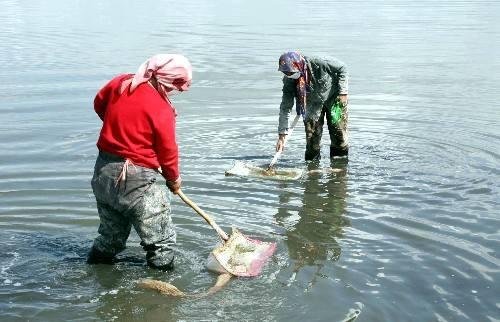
[[1, 0, 499, 321]]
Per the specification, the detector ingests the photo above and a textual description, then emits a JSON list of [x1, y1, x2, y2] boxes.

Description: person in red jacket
[[87, 54, 192, 270]]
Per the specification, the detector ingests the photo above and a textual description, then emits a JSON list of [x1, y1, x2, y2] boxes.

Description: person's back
[[96, 73, 178, 174]]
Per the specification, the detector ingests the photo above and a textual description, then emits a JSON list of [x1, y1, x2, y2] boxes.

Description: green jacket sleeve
[[278, 77, 296, 134]]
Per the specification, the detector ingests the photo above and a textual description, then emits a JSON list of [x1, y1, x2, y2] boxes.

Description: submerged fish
[[138, 272, 232, 298]]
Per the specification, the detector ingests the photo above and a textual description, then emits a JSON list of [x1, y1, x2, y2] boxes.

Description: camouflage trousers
[[89, 151, 176, 269], [304, 102, 349, 160]]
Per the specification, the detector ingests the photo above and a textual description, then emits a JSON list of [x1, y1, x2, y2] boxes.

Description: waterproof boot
[[147, 259, 175, 271], [86, 246, 115, 265], [305, 148, 321, 161], [146, 255, 175, 271], [145, 245, 175, 271], [330, 146, 348, 158]]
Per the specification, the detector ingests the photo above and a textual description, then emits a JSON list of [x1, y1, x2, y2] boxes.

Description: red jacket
[[94, 74, 179, 182]]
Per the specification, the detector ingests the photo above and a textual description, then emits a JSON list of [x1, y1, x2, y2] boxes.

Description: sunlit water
[[1, 0, 499, 321]]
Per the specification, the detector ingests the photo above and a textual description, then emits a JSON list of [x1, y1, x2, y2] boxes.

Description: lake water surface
[[0, 0, 499, 321]]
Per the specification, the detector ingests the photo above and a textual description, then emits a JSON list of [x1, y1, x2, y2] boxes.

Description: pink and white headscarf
[[120, 54, 193, 101]]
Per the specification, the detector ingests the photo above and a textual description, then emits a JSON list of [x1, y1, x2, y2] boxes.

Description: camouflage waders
[[88, 151, 176, 270], [304, 102, 349, 160]]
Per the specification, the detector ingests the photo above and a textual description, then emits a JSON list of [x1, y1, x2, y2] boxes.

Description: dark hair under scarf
[[278, 51, 309, 116]]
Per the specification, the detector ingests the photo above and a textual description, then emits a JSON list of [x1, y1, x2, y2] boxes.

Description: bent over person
[[87, 54, 192, 270], [276, 51, 349, 160]]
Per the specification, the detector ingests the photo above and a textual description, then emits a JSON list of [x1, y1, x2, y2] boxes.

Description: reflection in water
[[276, 159, 350, 288]]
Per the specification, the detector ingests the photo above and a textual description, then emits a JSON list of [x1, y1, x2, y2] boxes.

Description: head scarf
[[120, 54, 193, 102], [278, 51, 309, 116]]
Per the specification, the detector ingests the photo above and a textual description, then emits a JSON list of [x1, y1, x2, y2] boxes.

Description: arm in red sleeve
[[154, 105, 180, 182], [94, 80, 113, 121], [94, 74, 132, 121]]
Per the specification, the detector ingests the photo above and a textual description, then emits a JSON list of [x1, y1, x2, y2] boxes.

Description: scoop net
[[225, 161, 304, 181], [207, 228, 276, 277]]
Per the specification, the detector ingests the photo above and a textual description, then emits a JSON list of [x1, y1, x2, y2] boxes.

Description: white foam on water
[[225, 161, 304, 181]]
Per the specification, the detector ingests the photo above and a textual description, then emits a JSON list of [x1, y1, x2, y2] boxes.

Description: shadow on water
[[1, 232, 90, 263]]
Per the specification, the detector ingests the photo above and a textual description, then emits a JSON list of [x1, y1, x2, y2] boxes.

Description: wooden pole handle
[[177, 190, 229, 241]]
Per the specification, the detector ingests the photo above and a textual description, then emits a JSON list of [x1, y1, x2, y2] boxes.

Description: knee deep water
[[0, 1, 499, 321]]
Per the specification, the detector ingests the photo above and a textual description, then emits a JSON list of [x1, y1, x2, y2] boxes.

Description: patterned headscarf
[[278, 51, 309, 116], [120, 54, 193, 102]]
